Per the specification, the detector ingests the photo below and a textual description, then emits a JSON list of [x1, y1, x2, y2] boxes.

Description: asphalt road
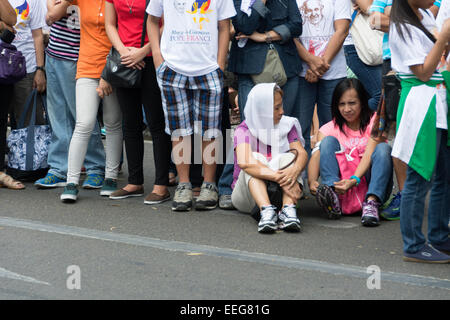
[[0, 141, 449, 300]]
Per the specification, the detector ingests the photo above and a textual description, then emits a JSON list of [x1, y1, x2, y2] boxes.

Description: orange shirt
[[76, 0, 112, 79]]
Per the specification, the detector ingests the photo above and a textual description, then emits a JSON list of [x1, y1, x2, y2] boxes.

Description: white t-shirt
[[390, 9, 448, 129], [147, 0, 236, 77], [436, 0, 450, 30], [9, 0, 46, 73], [436, 0, 450, 63], [296, 0, 351, 80]]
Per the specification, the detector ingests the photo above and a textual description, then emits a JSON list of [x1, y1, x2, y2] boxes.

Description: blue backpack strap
[[349, 10, 358, 29]]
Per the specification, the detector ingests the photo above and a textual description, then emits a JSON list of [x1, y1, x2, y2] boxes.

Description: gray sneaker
[[195, 182, 218, 210], [278, 204, 301, 232], [258, 205, 278, 233], [172, 183, 193, 211], [219, 194, 234, 210]]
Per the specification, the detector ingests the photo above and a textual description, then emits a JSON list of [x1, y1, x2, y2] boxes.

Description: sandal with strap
[[0, 172, 26, 190]]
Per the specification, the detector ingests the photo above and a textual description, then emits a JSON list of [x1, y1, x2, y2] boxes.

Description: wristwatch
[[36, 66, 46, 73], [265, 32, 272, 44]]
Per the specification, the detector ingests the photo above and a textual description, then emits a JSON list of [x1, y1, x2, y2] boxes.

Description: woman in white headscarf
[[231, 83, 308, 233]]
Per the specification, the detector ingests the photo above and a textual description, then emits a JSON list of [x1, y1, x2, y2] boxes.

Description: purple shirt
[[232, 121, 299, 189]]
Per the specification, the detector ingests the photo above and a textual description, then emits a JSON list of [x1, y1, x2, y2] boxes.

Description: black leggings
[[0, 84, 13, 171], [116, 57, 171, 186]]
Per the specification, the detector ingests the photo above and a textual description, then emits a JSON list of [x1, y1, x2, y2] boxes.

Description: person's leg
[[400, 166, 430, 254], [156, 62, 193, 210], [43, 56, 105, 183], [236, 74, 254, 121], [142, 57, 171, 198], [66, 78, 102, 185], [0, 84, 13, 172], [296, 77, 318, 157], [9, 73, 34, 128], [366, 142, 393, 203], [427, 129, 449, 247], [344, 45, 382, 111], [280, 75, 300, 118], [316, 136, 342, 219], [192, 69, 223, 210], [362, 142, 394, 227], [115, 86, 145, 189], [101, 90, 123, 181], [318, 136, 341, 186]]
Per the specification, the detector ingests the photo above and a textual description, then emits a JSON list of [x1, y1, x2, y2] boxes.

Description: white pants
[[67, 78, 123, 184], [231, 152, 302, 213]]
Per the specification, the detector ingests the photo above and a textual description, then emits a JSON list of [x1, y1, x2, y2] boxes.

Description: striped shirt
[[46, 15, 80, 61]]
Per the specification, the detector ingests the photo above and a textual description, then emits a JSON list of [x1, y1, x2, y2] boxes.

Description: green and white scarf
[[392, 72, 448, 181]]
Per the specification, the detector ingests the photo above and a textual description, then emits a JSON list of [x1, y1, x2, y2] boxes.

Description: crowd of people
[[0, 0, 449, 263]]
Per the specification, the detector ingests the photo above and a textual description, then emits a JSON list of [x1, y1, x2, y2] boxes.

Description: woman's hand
[[121, 47, 147, 70], [96, 78, 113, 99], [309, 180, 320, 195], [277, 165, 300, 189], [333, 179, 357, 195], [235, 32, 266, 43]]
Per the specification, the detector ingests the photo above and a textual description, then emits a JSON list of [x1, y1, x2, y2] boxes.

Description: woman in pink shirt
[[308, 78, 393, 227]]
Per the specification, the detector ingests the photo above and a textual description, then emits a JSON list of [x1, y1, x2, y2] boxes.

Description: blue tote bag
[[6, 89, 51, 181]]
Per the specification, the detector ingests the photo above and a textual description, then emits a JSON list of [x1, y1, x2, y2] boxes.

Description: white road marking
[[0, 216, 448, 290], [0, 267, 50, 286]]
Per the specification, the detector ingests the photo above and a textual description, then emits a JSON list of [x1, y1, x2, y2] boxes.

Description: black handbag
[[101, 0, 149, 88], [250, 149, 299, 222], [383, 73, 402, 122]]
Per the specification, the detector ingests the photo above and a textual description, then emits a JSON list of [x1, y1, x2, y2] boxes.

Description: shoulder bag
[[251, 44, 287, 87], [0, 29, 26, 85], [101, 0, 149, 88], [350, 11, 383, 66]]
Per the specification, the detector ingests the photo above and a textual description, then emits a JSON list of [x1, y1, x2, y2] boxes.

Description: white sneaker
[[258, 205, 278, 233], [278, 204, 301, 232]]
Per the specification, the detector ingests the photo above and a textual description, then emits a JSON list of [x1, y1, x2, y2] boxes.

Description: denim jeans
[[295, 77, 345, 157], [344, 45, 382, 111], [46, 55, 105, 179], [319, 136, 393, 203], [218, 75, 300, 196], [400, 129, 449, 254]]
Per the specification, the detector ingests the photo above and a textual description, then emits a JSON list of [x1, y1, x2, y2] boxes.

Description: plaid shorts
[[156, 62, 224, 139]]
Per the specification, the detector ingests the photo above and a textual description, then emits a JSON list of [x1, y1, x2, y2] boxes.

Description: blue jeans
[[400, 129, 449, 254], [319, 136, 393, 203], [344, 45, 382, 111], [294, 77, 345, 157], [46, 55, 105, 179], [218, 75, 300, 196]]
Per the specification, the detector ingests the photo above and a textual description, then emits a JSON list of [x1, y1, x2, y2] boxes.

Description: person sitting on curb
[[232, 83, 308, 233], [308, 78, 394, 227]]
